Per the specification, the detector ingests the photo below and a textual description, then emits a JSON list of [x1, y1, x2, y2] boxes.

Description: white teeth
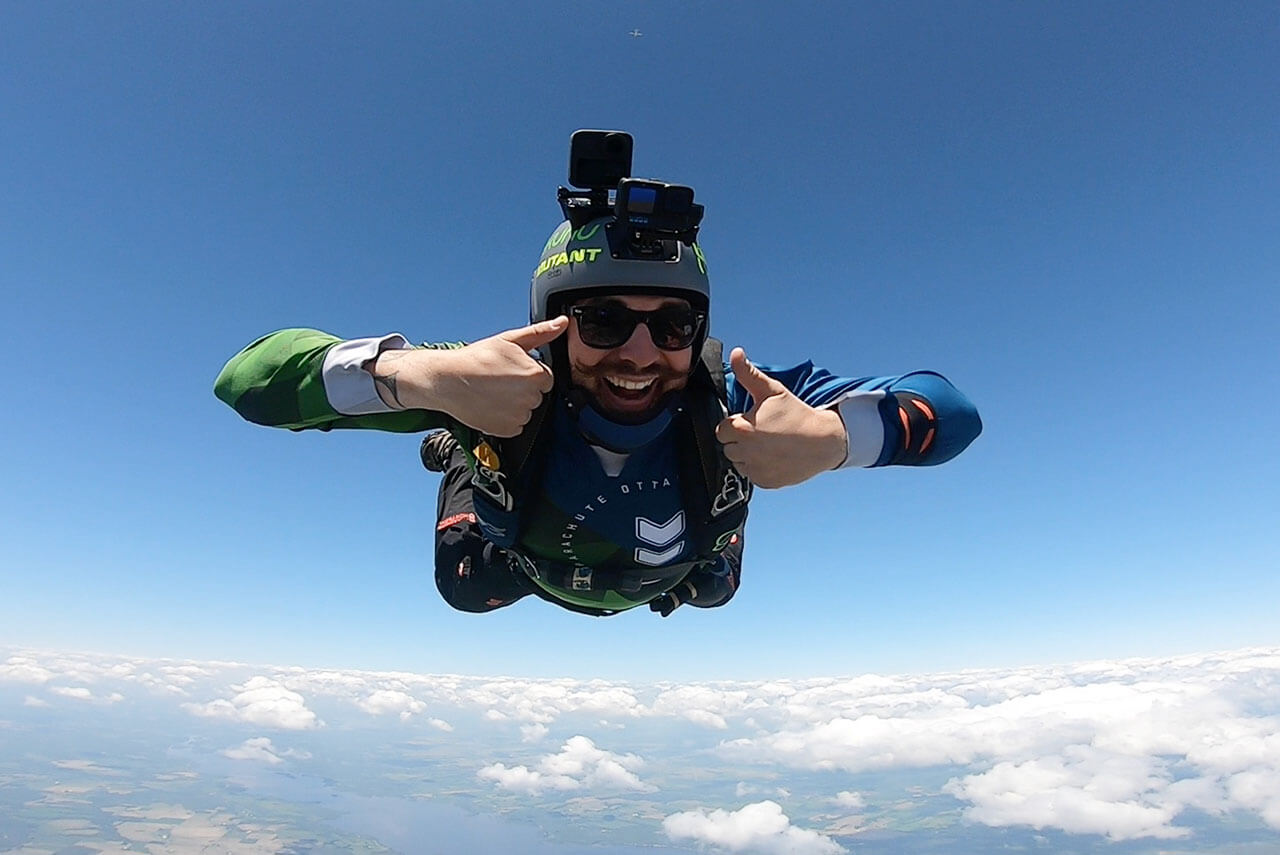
[[608, 376, 654, 391]]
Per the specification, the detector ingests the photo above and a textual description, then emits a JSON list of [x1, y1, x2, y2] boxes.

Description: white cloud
[[183, 676, 320, 730], [521, 723, 549, 742], [1226, 768, 1280, 828], [477, 762, 577, 794], [478, 735, 653, 795], [23, 696, 49, 707], [0, 655, 54, 683], [41, 681, 128, 705], [663, 800, 845, 855], [160, 664, 212, 684], [652, 685, 744, 729], [684, 708, 728, 729], [356, 689, 426, 721], [429, 717, 454, 732], [832, 790, 864, 809], [944, 745, 1188, 841], [224, 737, 284, 765], [222, 737, 311, 765], [131, 671, 190, 695]]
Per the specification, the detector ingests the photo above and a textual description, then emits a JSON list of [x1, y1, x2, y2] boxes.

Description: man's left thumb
[[730, 347, 780, 398]]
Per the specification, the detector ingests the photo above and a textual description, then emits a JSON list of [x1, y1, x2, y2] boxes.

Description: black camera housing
[[568, 130, 633, 190], [614, 179, 702, 242]]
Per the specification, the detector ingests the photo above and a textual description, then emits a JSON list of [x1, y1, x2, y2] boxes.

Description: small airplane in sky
[[629, 29, 643, 38]]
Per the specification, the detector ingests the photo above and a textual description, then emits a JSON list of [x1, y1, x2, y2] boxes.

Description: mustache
[[571, 358, 688, 384]]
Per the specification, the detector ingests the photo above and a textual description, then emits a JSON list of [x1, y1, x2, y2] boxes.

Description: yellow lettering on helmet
[[535, 246, 604, 278], [543, 222, 572, 253]]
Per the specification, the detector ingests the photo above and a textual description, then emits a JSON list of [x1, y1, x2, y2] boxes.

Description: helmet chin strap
[[546, 329, 690, 453]]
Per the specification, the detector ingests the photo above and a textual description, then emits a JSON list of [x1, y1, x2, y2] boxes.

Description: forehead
[[572, 293, 691, 311]]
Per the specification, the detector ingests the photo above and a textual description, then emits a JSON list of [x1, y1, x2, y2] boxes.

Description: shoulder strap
[[681, 338, 751, 533], [700, 337, 727, 403], [466, 391, 553, 516]]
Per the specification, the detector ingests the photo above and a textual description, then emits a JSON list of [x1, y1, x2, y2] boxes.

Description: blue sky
[[1, 1, 1276, 682]]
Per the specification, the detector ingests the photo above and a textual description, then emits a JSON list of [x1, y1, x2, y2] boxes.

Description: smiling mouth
[[606, 376, 656, 397]]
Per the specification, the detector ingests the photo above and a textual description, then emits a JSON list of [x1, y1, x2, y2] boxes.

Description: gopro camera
[[615, 179, 701, 241], [568, 130, 633, 190]]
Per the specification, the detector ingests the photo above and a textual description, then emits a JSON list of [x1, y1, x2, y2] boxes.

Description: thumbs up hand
[[714, 347, 849, 488], [368, 316, 566, 436]]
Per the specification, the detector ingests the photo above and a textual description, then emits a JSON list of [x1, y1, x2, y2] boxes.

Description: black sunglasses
[[569, 303, 706, 351]]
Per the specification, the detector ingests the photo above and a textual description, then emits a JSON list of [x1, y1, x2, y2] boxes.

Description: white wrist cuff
[[322, 334, 411, 415], [831, 391, 887, 468]]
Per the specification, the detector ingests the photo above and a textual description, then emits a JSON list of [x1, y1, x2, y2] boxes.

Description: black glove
[[649, 591, 682, 617], [650, 579, 701, 617]]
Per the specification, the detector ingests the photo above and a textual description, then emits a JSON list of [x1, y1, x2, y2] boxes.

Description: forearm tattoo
[[372, 349, 413, 408]]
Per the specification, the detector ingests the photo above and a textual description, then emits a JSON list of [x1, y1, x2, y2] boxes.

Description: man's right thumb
[[500, 315, 568, 351]]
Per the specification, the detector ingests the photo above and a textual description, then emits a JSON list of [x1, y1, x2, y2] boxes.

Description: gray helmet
[[530, 216, 710, 325]]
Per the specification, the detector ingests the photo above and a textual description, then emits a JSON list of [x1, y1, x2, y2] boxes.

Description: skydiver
[[214, 131, 982, 617]]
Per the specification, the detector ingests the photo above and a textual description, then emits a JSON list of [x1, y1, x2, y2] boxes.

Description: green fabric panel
[[518, 498, 623, 566], [301, 410, 443, 433], [214, 328, 453, 433], [525, 574, 649, 611], [215, 329, 339, 428]]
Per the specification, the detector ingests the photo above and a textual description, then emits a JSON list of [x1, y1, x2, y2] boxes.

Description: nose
[[614, 319, 662, 364]]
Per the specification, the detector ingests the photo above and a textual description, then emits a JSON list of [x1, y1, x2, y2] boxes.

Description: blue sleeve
[[870, 370, 982, 466], [724, 361, 982, 467], [724, 360, 882, 412]]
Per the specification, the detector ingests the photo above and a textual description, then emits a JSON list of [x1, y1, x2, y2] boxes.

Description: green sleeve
[[213, 328, 454, 433]]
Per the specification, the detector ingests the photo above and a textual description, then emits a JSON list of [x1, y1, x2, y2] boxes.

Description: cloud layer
[[718, 650, 1280, 840], [4, 646, 1279, 847]]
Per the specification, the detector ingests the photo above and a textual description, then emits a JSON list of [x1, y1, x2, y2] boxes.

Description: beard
[[569, 357, 690, 424]]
